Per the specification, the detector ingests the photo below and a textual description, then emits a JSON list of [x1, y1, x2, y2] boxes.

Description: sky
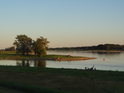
[[0, 0, 124, 48]]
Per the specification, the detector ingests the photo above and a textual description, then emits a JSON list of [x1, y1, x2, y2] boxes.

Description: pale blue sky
[[0, 0, 124, 48]]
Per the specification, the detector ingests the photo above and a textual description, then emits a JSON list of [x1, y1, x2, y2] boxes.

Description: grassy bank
[[0, 51, 96, 61], [0, 66, 124, 93]]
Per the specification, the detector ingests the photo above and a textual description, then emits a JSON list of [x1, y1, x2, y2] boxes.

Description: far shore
[[89, 50, 124, 53], [49, 49, 124, 53]]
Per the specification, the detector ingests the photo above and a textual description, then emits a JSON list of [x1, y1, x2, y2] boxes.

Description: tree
[[13, 35, 32, 55], [33, 36, 49, 56]]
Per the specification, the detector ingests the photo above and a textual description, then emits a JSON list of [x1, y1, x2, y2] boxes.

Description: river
[[0, 50, 124, 71]]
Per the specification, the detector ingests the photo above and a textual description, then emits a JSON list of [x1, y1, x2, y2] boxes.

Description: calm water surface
[[0, 50, 124, 71]]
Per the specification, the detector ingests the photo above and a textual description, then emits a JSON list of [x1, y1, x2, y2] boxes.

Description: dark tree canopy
[[33, 36, 49, 56], [13, 35, 32, 55]]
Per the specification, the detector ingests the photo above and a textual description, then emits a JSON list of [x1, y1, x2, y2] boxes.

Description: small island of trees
[[0, 34, 94, 61], [13, 35, 49, 56]]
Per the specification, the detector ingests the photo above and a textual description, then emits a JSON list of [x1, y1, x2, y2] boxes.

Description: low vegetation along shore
[[0, 51, 95, 61], [0, 66, 124, 93]]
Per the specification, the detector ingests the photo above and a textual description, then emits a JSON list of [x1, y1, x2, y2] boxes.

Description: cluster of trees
[[49, 44, 124, 51], [4, 46, 16, 51], [13, 35, 49, 56]]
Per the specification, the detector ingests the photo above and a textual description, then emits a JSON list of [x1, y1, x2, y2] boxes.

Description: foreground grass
[[0, 86, 25, 93], [0, 66, 124, 93]]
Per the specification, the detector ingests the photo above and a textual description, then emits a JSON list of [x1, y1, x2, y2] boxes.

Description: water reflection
[[16, 60, 46, 67]]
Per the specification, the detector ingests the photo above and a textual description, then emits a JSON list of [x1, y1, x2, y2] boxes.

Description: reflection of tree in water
[[16, 60, 30, 67], [16, 60, 46, 67], [34, 60, 46, 67]]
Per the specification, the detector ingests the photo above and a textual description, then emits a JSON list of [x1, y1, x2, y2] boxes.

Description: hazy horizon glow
[[0, 0, 124, 48]]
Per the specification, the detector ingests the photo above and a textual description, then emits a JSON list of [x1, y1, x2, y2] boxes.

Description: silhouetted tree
[[13, 35, 32, 55], [33, 36, 49, 56]]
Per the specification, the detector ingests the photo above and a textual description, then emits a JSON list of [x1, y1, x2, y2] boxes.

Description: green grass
[[0, 86, 26, 93], [0, 80, 65, 93], [0, 51, 16, 54], [0, 54, 80, 60], [0, 51, 92, 60], [42, 54, 83, 59], [0, 66, 124, 93]]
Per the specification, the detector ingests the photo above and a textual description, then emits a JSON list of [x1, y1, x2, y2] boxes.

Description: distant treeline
[[0, 46, 16, 51], [49, 44, 124, 51]]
